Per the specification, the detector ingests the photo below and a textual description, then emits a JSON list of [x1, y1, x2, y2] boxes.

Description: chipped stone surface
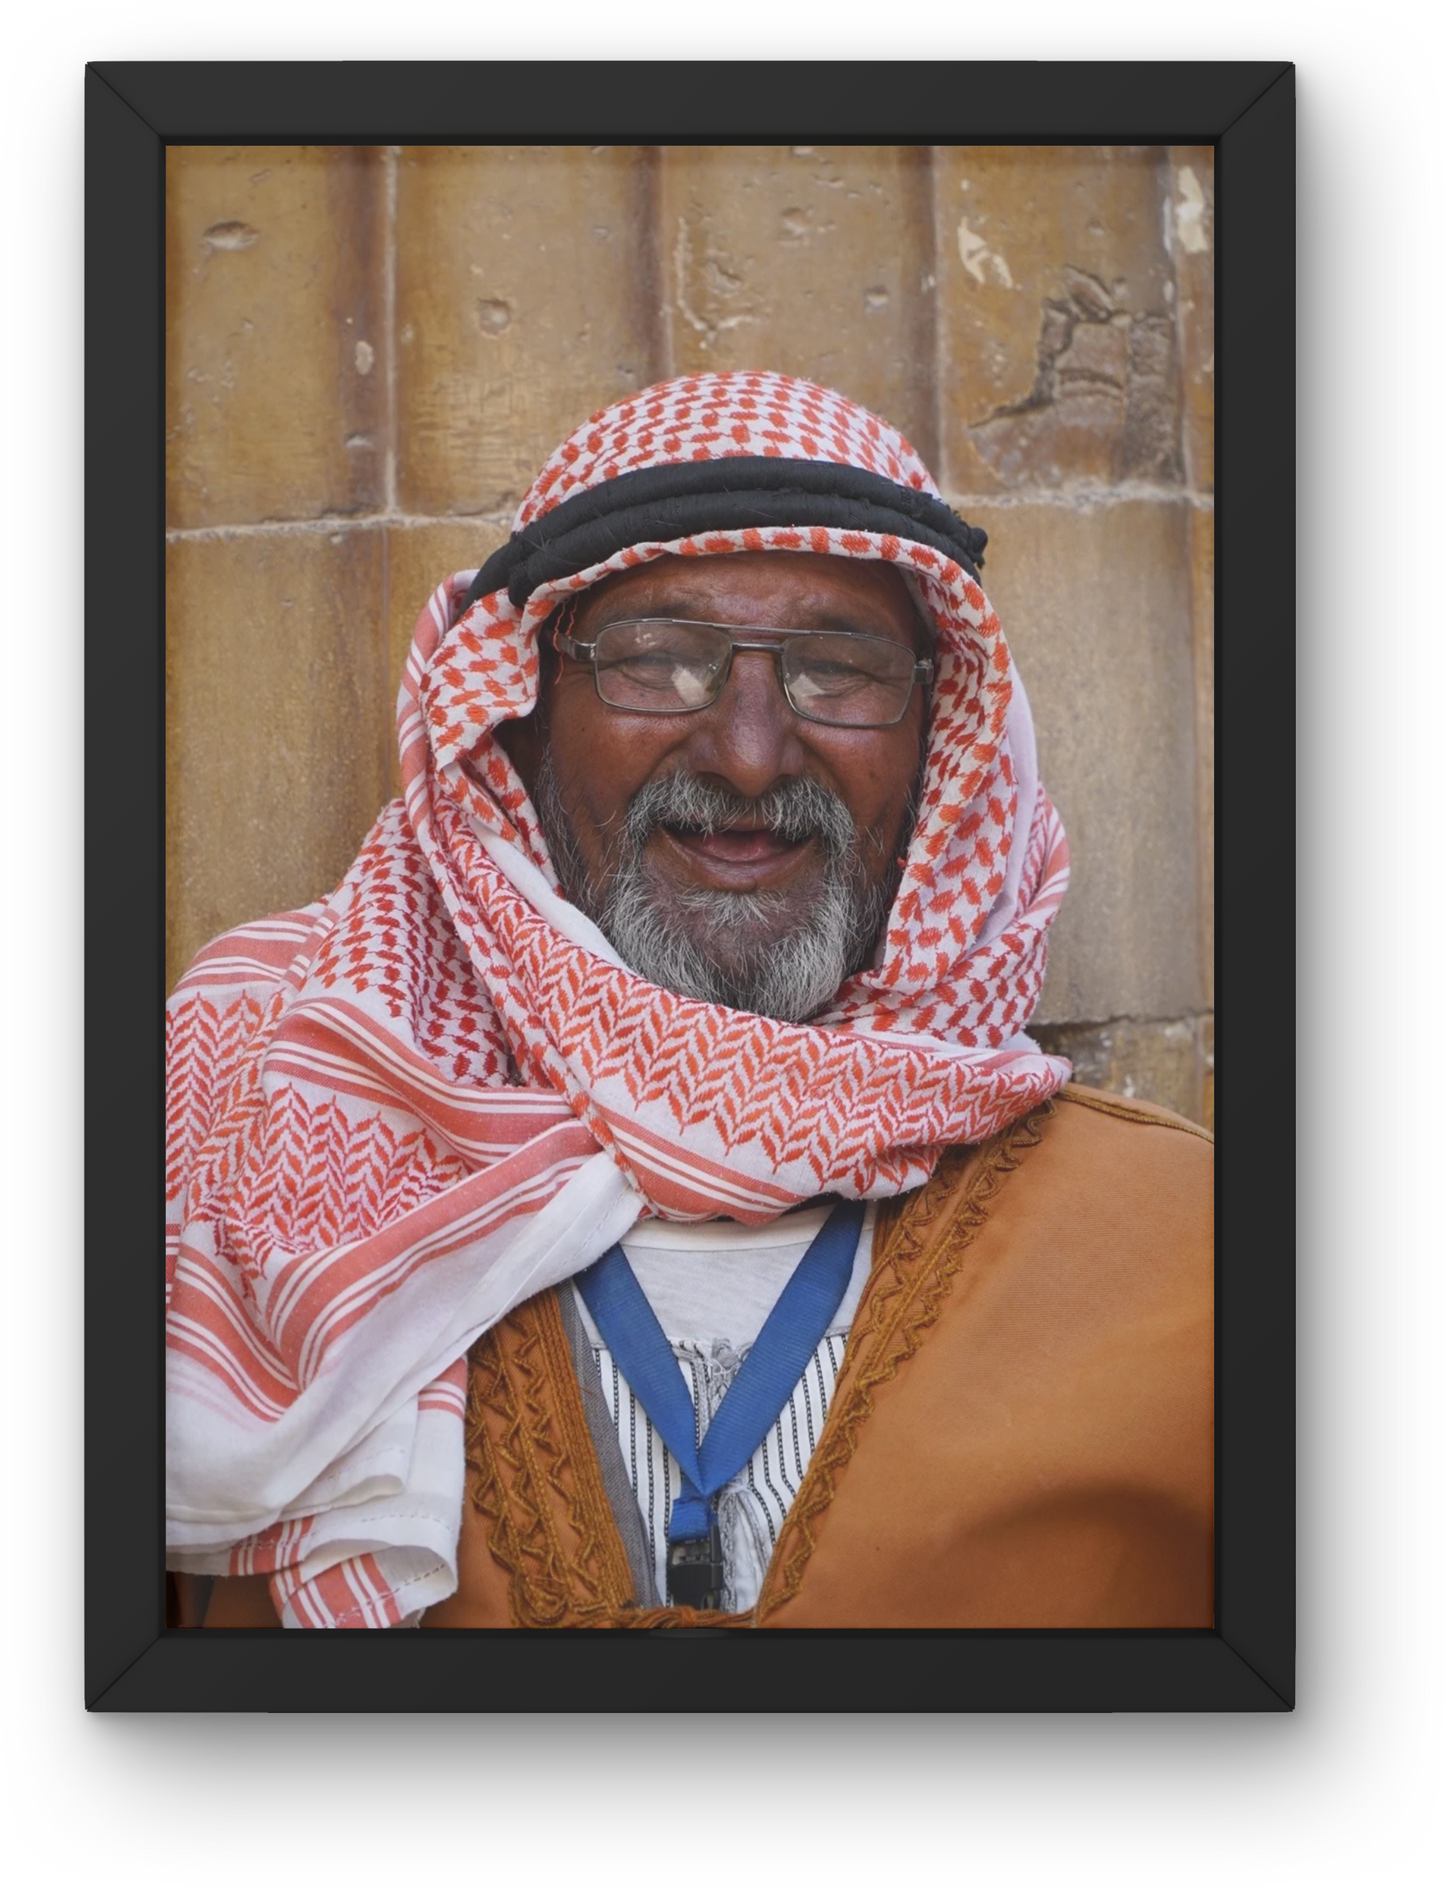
[[967, 499, 1202, 1023], [1033, 1016, 1210, 1126], [166, 531, 391, 989], [934, 147, 1181, 493], [395, 146, 661, 517], [166, 147, 387, 528], [660, 145, 936, 465], [1169, 147, 1215, 493]]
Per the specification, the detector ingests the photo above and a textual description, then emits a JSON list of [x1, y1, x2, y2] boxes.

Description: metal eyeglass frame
[[551, 609, 934, 729]]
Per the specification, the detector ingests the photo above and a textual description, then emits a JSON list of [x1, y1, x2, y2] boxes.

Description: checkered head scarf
[[166, 371, 1070, 1626]]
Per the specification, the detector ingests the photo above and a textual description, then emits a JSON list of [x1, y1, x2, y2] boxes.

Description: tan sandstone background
[[166, 144, 1215, 1128]]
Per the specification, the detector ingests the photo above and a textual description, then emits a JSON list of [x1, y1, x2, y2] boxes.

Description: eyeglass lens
[[590, 620, 920, 726]]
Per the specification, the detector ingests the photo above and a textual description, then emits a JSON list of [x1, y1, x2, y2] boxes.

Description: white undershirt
[[574, 1204, 876, 1610]]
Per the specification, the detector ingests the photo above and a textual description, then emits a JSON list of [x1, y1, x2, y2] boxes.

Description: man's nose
[[680, 647, 807, 798]]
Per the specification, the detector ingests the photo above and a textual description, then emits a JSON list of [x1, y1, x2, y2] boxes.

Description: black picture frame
[[90, 59, 1293, 1712]]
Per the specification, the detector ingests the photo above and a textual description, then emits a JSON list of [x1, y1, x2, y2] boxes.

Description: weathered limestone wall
[[166, 143, 1215, 1126]]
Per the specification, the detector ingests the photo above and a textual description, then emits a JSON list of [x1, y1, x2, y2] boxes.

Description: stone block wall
[[166, 143, 1215, 1127]]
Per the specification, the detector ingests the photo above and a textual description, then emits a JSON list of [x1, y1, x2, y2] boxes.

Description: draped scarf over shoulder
[[165, 372, 1071, 1626]]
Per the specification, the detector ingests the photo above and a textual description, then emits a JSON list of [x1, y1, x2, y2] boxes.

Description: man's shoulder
[[1026, 1081, 1214, 1209], [1008, 1080, 1213, 1193], [863, 1082, 1215, 1372], [907, 1079, 1212, 1260], [168, 902, 336, 1007], [930, 1081, 1212, 1184], [1052, 1082, 1214, 1144]]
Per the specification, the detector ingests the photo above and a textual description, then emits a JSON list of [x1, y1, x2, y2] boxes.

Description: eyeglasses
[[553, 616, 933, 729]]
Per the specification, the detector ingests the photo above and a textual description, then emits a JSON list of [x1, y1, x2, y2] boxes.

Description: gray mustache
[[621, 772, 855, 857], [532, 748, 902, 1021]]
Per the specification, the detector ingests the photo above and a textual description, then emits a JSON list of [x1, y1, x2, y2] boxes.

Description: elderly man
[[167, 372, 1212, 1630]]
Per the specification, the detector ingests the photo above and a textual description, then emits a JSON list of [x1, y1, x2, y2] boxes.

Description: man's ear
[[492, 708, 544, 795]]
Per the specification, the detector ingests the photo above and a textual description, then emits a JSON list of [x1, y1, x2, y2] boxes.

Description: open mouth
[[659, 823, 817, 867]]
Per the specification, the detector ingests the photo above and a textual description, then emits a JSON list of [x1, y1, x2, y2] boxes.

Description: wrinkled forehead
[[569, 549, 933, 649]]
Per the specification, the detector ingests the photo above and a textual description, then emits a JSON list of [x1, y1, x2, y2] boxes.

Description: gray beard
[[533, 753, 903, 1023]]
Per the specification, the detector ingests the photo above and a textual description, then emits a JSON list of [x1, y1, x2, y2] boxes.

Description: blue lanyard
[[575, 1199, 864, 1608]]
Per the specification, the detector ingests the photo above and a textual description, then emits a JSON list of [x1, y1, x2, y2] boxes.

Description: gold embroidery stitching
[[463, 1347, 522, 1614], [466, 1290, 636, 1626], [465, 1316, 569, 1625], [754, 1101, 1052, 1624], [520, 1292, 637, 1617]]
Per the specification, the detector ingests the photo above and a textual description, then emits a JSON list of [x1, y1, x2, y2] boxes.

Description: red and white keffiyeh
[[166, 372, 1070, 1626]]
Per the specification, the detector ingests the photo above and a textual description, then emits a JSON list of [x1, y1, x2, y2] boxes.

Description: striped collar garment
[[573, 1206, 877, 1612]]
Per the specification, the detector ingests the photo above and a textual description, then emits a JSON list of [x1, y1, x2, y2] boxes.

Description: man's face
[[499, 552, 929, 1020]]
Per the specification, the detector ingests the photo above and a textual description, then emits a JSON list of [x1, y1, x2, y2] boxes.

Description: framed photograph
[[84, 58, 1297, 1720]]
